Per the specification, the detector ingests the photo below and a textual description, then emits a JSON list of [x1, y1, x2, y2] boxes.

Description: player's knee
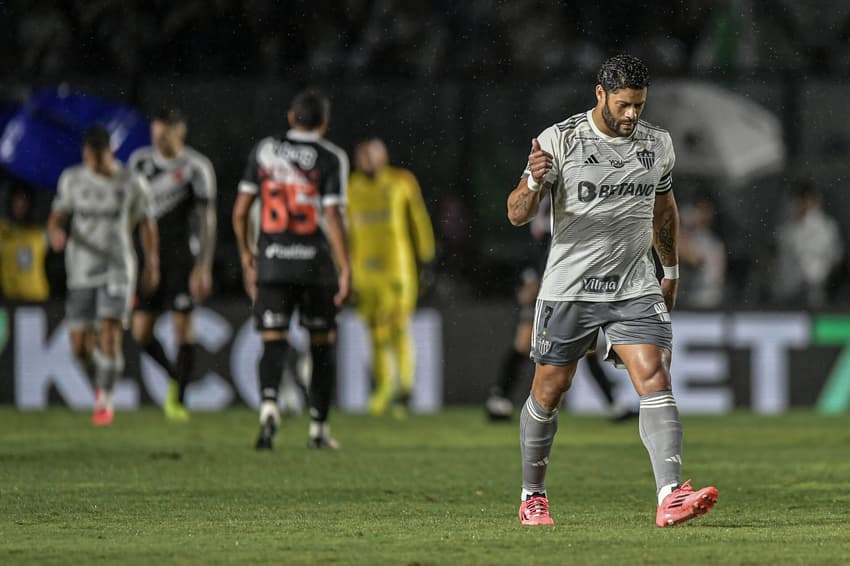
[[634, 367, 671, 396], [173, 312, 193, 343], [131, 316, 154, 343], [69, 339, 85, 359], [132, 329, 151, 345], [370, 323, 391, 345], [69, 333, 90, 359], [532, 366, 575, 408]]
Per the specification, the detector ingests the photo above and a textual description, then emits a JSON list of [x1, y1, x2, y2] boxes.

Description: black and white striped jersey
[[238, 129, 348, 285], [128, 146, 216, 265]]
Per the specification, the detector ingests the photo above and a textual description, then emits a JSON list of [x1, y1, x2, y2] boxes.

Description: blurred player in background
[[347, 138, 435, 417], [128, 109, 217, 422], [485, 194, 636, 422], [233, 89, 350, 450], [506, 54, 717, 527], [47, 125, 159, 426]]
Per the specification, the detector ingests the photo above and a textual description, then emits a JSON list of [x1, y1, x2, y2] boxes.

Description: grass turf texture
[[1, 409, 849, 565]]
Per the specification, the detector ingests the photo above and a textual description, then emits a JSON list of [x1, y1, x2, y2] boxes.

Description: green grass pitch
[[1, 408, 849, 565]]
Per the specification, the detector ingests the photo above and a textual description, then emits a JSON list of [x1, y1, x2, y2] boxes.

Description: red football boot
[[656, 480, 718, 527]]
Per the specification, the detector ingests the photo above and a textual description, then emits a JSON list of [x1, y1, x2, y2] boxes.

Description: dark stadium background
[[2, 0, 850, 410]]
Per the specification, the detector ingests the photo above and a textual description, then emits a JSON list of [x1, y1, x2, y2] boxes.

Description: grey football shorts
[[530, 293, 672, 367], [66, 285, 132, 330]]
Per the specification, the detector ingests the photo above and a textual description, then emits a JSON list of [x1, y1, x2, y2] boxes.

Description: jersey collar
[[152, 148, 184, 169], [287, 129, 322, 142], [586, 109, 636, 144]]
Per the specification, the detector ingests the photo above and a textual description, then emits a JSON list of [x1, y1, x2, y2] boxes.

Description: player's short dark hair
[[597, 54, 650, 92], [793, 179, 819, 200], [82, 125, 111, 151], [289, 89, 330, 130], [152, 107, 186, 126]]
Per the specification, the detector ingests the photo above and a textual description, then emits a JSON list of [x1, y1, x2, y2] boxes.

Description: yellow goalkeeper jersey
[[0, 220, 49, 302], [347, 166, 435, 286]]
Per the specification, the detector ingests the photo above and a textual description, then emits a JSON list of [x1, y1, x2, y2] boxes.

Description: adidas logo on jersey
[[584, 155, 600, 164]]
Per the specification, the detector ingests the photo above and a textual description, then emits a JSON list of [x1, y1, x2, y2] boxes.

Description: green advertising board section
[[813, 315, 850, 414]]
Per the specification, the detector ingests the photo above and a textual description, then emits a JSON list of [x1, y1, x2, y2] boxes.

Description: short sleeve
[[127, 148, 143, 173], [52, 169, 74, 213], [131, 174, 155, 220], [321, 148, 348, 208], [193, 153, 217, 204], [655, 134, 676, 195], [239, 143, 260, 195]]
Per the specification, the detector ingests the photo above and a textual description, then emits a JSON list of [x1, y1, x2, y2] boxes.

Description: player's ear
[[595, 85, 604, 103], [287, 111, 297, 128]]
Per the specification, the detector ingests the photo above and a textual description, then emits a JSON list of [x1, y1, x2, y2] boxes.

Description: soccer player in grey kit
[[507, 54, 718, 527], [48, 125, 159, 426]]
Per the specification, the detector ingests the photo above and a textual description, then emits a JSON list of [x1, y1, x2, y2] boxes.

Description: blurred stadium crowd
[[5, 0, 850, 80], [2, 0, 850, 311]]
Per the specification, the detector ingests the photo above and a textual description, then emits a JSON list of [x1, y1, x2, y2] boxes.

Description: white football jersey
[[53, 164, 152, 292], [524, 110, 675, 302]]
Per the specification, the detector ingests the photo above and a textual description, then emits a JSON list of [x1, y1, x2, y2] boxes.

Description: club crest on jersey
[[637, 148, 656, 169], [536, 335, 552, 356]]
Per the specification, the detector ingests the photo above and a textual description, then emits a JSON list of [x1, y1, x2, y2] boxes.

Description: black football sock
[[259, 339, 288, 403], [308, 342, 335, 424], [144, 337, 176, 377], [175, 343, 195, 404]]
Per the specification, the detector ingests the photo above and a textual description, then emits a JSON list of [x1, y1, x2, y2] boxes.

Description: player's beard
[[602, 95, 634, 137]]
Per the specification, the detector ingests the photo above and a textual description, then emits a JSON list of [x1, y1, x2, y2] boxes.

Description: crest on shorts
[[536, 335, 552, 356], [636, 148, 655, 169]]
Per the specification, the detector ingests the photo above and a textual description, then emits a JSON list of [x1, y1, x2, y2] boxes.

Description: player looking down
[[506, 54, 718, 527]]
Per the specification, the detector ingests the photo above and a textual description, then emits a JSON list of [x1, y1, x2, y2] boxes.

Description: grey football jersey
[[525, 110, 675, 302], [52, 164, 153, 292]]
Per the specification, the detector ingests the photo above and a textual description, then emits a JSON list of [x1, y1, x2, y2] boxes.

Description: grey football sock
[[638, 390, 682, 496], [520, 394, 559, 497], [92, 349, 121, 393]]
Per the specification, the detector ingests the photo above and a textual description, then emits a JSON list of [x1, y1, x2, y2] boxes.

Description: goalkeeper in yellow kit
[[347, 138, 435, 416]]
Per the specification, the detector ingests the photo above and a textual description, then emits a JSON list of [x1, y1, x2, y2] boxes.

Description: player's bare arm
[[324, 203, 351, 307], [653, 191, 680, 311], [140, 217, 160, 294], [232, 192, 257, 299], [190, 201, 217, 302], [507, 138, 552, 226], [47, 210, 68, 252]]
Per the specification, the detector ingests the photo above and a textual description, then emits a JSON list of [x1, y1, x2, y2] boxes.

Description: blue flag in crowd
[[0, 89, 149, 191]]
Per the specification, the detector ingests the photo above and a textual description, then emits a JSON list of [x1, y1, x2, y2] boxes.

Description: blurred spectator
[[348, 1, 449, 78], [0, 184, 50, 302], [677, 194, 726, 309], [773, 181, 844, 309]]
